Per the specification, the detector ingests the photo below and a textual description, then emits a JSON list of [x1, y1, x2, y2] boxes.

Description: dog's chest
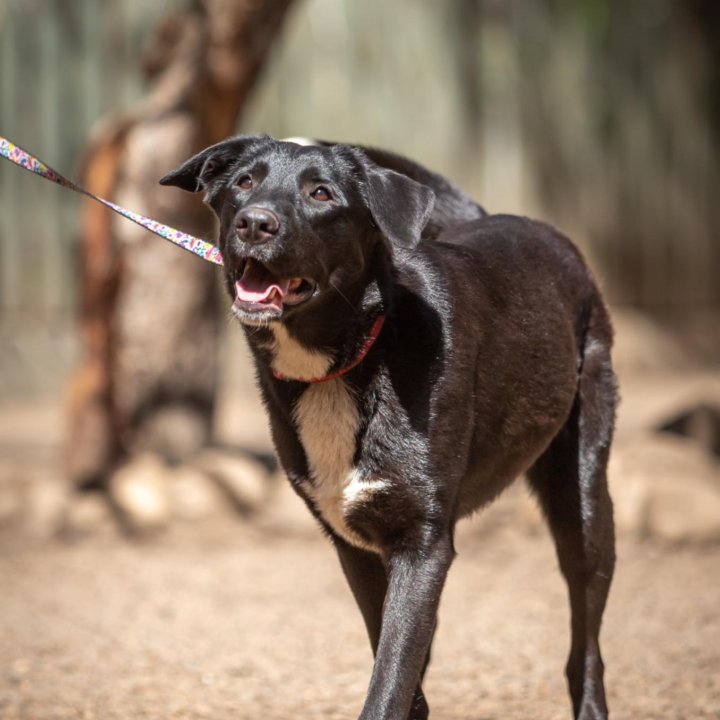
[[266, 324, 385, 552], [293, 380, 384, 553]]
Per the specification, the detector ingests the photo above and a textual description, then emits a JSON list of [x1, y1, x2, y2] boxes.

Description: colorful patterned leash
[[0, 135, 224, 266]]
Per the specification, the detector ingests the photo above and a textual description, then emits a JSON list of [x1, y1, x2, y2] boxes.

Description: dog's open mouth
[[234, 258, 315, 314]]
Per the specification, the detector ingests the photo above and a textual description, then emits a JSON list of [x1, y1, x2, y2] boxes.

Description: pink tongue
[[235, 262, 291, 308], [235, 278, 289, 303]]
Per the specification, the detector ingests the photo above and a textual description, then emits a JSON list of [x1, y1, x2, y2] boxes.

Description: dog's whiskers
[[224, 307, 238, 327]]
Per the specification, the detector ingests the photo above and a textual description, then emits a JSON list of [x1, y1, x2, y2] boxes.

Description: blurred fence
[[0, 0, 718, 364], [0, 0, 185, 321], [0, 0, 480, 322]]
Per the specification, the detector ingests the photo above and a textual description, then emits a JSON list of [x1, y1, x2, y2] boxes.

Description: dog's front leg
[[358, 527, 454, 720], [335, 540, 434, 720]]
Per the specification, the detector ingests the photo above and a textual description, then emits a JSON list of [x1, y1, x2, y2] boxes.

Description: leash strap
[[0, 135, 224, 266]]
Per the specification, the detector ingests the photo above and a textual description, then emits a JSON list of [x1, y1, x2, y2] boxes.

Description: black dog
[[160, 136, 616, 720]]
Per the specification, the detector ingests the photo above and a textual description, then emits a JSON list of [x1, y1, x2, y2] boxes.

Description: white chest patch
[[270, 324, 333, 381], [293, 379, 386, 553], [267, 324, 385, 552]]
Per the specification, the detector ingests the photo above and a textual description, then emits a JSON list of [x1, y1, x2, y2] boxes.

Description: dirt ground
[[1, 315, 720, 720], [1, 508, 719, 720]]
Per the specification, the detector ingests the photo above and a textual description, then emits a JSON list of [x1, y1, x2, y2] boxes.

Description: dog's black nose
[[236, 207, 280, 244]]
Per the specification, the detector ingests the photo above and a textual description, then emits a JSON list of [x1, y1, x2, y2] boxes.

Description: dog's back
[[406, 214, 614, 515]]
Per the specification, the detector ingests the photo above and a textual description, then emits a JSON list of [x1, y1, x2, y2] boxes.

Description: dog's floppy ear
[[364, 162, 435, 249], [159, 135, 261, 192], [159, 146, 227, 193]]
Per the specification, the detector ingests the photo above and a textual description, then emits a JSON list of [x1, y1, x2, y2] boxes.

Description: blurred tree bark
[[66, 0, 296, 489]]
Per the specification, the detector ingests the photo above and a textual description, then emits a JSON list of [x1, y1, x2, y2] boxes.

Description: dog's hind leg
[[526, 302, 617, 720], [335, 540, 436, 720]]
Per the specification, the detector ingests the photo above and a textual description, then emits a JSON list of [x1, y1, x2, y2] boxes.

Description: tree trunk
[[66, 0, 297, 490]]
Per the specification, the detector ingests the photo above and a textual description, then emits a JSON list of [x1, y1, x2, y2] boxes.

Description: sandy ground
[[1, 512, 719, 720], [1, 319, 719, 720]]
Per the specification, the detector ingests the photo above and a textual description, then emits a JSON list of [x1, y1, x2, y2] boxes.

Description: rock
[[193, 448, 271, 515], [658, 402, 720, 459], [25, 472, 70, 539], [109, 453, 171, 532], [611, 309, 692, 378], [131, 405, 211, 464], [61, 491, 115, 538], [609, 434, 720, 543], [615, 369, 720, 438], [168, 464, 226, 520]]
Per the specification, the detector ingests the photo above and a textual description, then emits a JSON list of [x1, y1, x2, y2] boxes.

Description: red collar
[[272, 315, 386, 384]]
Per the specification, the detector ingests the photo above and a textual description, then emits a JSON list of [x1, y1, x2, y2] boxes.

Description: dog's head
[[160, 135, 435, 326]]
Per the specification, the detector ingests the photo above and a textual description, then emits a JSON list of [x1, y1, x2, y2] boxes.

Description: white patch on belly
[[270, 324, 333, 381], [293, 379, 385, 552]]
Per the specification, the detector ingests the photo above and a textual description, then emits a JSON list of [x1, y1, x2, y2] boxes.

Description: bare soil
[[2, 326, 719, 720], [1, 514, 719, 720]]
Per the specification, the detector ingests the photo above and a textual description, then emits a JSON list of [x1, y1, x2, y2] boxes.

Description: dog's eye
[[310, 186, 332, 202], [237, 175, 253, 190]]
